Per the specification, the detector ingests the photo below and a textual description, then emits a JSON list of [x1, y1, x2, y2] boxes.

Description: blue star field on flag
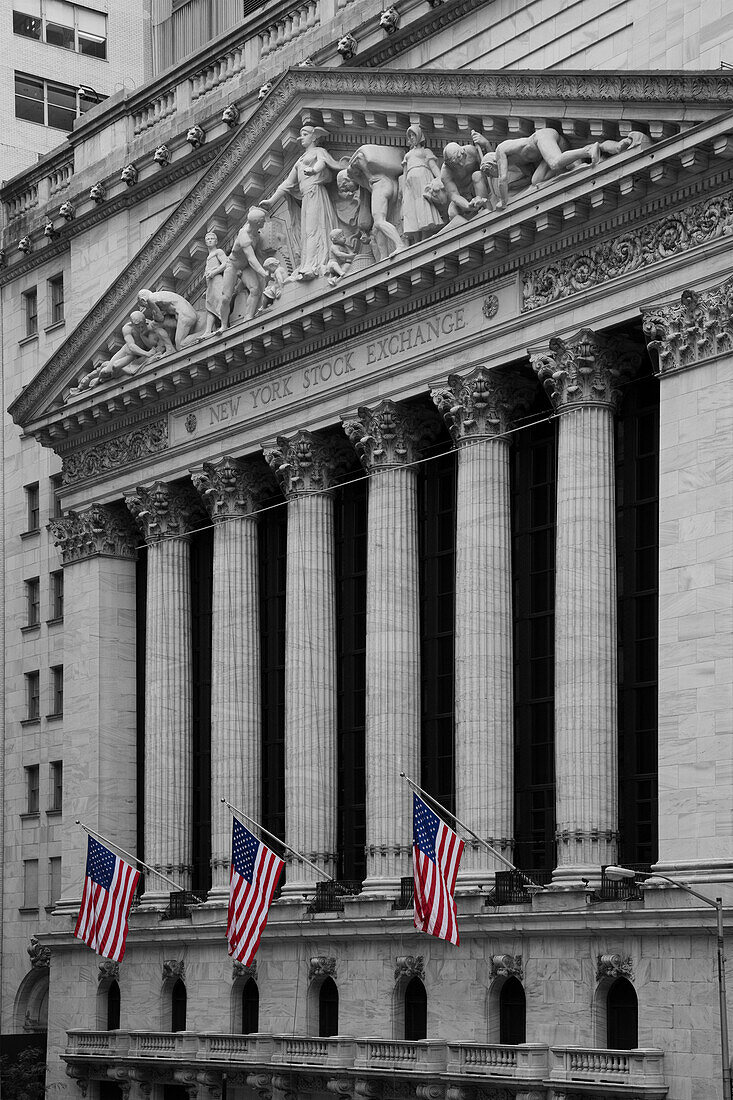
[[86, 836, 116, 889], [232, 818, 261, 881]]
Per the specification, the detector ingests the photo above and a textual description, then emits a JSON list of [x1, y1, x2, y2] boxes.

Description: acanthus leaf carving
[[490, 954, 523, 980], [394, 954, 424, 980], [192, 456, 272, 519], [162, 959, 185, 980], [98, 959, 120, 982], [596, 953, 633, 981], [642, 275, 733, 373], [263, 430, 352, 496], [61, 419, 168, 486], [125, 481, 204, 541], [308, 955, 336, 980], [342, 400, 438, 469], [530, 328, 640, 410], [431, 367, 534, 442], [50, 503, 139, 563]]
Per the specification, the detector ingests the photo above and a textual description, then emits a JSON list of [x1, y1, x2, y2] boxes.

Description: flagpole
[[221, 798, 333, 883], [399, 773, 544, 891], [76, 820, 194, 896]]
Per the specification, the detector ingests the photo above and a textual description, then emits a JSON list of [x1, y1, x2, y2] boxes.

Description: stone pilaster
[[264, 431, 349, 889], [125, 481, 203, 902], [342, 400, 436, 893], [432, 368, 532, 886], [192, 456, 272, 896], [531, 329, 639, 885], [49, 506, 139, 911]]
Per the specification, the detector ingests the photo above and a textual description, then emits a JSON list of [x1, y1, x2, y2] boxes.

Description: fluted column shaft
[[532, 329, 639, 884]]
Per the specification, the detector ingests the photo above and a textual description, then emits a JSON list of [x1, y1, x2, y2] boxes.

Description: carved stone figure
[[43, 220, 58, 240], [121, 163, 138, 187], [258, 81, 273, 100], [18, 236, 32, 254], [440, 142, 489, 220], [345, 144, 405, 258], [260, 126, 344, 280], [68, 311, 169, 396], [28, 936, 51, 969], [337, 32, 358, 59], [153, 144, 171, 167], [203, 231, 228, 335], [325, 228, 356, 284], [380, 5, 400, 32], [0, 249, 6, 267], [219, 207, 269, 327], [137, 289, 203, 350], [401, 125, 443, 242], [59, 200, 75, 220], [261, 257, 287, 308], [222, 103, 240, 127], [90, 182, 106, 203], [186, 124, 205, 148]]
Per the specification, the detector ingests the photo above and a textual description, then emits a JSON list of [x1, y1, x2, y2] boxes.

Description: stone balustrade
[[446, 1042, 549, 1078], [550, 1046, 667, 1087]]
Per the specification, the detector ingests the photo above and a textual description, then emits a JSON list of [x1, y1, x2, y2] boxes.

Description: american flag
[[227, 818, 284, 965], [74, 836, 140, 961], [413, 793, 464, 945]]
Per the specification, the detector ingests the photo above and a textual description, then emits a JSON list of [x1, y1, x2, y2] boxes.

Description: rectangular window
[[14, 70, 106, 132], [26, 671, 40, 720], [13, 0, 42, 40], [14, 73, 44, 125], [50, 760, 63, 810], [77, 4, 106, 57], [49, 856, 62, 905], [49, 473, 63, 518], [23, 288, 38, 337], [13, 2, 107, 57], [25, 577, 40, 626], [23, 860, 39, 909], [50, 665, 64, 716], [25, 482, 40, 531], [26, 764, 40, 813], [50, 570, 64, 620], [48, 275, 64, 326], [45, 0, 75, 49]]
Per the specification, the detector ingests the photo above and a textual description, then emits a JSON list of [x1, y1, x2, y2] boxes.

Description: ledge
[[20, 623, 41, 634], [20, 529, 40, 541], [20, 717, 41, 727]]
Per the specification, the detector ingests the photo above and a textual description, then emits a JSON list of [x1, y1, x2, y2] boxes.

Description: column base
[[203, 885, 230, 906], [550, 864, 605, 890], [455, 869, 497, 894], [359, 875, 404, 899]]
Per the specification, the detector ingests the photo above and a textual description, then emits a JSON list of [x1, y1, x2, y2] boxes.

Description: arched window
[[404, 976, 427, 1041], [242, 978, 259, 1034], [318, 976, 339, 1037], [607, 978, 638, 1049], [499, 976, 526, 1044], [106, 980, 121, 1030], [171, 978, 186, 1032]]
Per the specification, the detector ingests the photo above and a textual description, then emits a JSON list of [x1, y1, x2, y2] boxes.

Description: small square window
[[25, 483, 40, 531], [23, 859, 39, 909], [50, 570, 64, 620], [49, 856, 62, 905], [50, 665, 63, 716], [48, 275, 64, 326], [26, 764, 40, 813], [25, 577, 40, 626], [50, 760, 63, 811], [23, 288, 38, 337], [26, 671, 40, 720]]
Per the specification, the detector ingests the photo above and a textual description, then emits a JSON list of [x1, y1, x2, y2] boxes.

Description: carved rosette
[[125, 481, 203, 542], [263, 431, 350, 496], [394, 955, 424, 980], [431, 367, 533, 443], [642, 276, 733, 374], [98, 960, 120, 982], [50, 504, 139, 564], [191, 456, 271, 520], [162, 959, 185, 980], [342, 400, 437, 470], [530, 328, 640, 411], [27, 937, 51, 969], [308, 956, 337, 980], [491, 954, 523, 980], [596, 953, 633, 981], [233, 960, 257, 981]]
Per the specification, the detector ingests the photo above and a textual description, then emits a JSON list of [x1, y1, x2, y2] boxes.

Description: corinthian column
[[125, 481, 202, 903], [342, 401, 436, 894], [264, 431, 349, 891], [432, 368, 532, 887], [192, 456, 271, 898], [531, 329, 639, 886]]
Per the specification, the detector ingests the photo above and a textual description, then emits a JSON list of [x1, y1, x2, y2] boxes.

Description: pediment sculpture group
[[68, 122, 650, 399]]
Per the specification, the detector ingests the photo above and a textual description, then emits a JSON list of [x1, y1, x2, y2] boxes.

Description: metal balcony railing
[[487, 868, 553, 905], [307, 879, 363, 913], [392, 877, 415, 910], [162, 891, 200, 919], [597, 864, 651, 901]]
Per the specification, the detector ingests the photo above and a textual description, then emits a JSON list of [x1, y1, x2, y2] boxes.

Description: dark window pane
[[15, 74, 44, 123], [45, 21, 75, 49], [13, 11, 42, 38], [79, 32, 106, 58]]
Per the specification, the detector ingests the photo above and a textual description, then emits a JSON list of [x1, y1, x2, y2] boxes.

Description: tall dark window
[[25, 482, 40, 531], [335, 477, 367, 881], [171, 979, 186, 1032], [499, 977, 526, 1043], [259, 499, 287, 846], [318, 977, 339, 1037], [419, 449, 457, 814], [242, 979, 259, 1034], [404, 976, 427, 1040], [106, 980, 120, 1030], [48, 275, 64, 326], [616, 373, 659, 866], [26, 577, 40, 626], [23, 288, 38, 336], [512, 416, 557, 872], [191, 529, 213, 895], [607, 977, 638, 1049], [50, 569, 64, 620]]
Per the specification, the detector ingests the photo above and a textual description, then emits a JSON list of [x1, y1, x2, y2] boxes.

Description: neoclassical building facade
[[1, 3, 732, 1100]]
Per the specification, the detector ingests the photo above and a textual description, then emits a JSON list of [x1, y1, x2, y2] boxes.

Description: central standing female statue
[[260, 125, 343, 280]]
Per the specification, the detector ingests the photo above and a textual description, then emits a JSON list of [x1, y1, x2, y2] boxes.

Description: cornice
[[345, 0, 492, 69]]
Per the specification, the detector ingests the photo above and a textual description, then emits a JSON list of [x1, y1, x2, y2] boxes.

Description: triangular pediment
[[10, 67, 733, 437]]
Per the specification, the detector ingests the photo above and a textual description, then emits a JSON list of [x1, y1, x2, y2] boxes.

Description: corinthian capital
[[530, 328, 640, 411], [191, 456, 272, 520], [431, 367, 534, 443], [263, 430, 351, 497], [50, 504, 139, 564], [642, 276, 733, 374], [125, 481, 203, 542], [342, 399, 438, 470]]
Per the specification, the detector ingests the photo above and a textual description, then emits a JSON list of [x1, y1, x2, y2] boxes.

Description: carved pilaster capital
[[342, 400, 438, 470], [50, 504, 139, 564], [125, 481, 203, 542], [596, 953, 633, 981], [530, 328, 640, 411], [263, 431, 351, 496], [431, 367, 534, 442], [191, 456, 271, 520], [642, 276, 733, 374]]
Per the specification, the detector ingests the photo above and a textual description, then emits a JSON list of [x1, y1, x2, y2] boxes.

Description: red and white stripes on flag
[[74, 836, 140, 961], [413, 792, 464, 945], [227, 817, 285, 966]]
